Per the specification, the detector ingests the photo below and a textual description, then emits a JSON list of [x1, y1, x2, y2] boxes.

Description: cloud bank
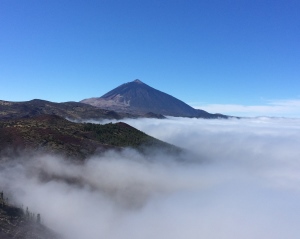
[[192, 98, 300, 117], [1, 117, 300, 239]]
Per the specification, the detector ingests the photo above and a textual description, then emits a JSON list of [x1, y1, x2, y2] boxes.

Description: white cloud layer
[[1, 117, 300, 239], [192, 99, 300, 117]]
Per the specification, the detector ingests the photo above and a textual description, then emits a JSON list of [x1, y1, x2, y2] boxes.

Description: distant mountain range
[[0, 99, 164, 121], [81, 79, 228, 118]]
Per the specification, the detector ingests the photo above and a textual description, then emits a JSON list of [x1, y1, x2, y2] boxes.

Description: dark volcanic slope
[[0, 115, 179, 160], [0, 99, 132, 121], [81, 79, 228, 118]]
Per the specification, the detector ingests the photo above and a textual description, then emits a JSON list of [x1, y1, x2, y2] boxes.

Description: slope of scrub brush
[[0, 115, 179, 160], [83, 122, 173, 148]]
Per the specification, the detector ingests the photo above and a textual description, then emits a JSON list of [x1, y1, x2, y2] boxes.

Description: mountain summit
[[81, 80, 228, 118]]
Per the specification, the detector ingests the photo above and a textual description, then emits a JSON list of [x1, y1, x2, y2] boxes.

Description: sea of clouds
[[1, 117, 300, 239]]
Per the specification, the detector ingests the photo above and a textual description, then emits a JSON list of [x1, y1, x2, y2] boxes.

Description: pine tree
[[26, 207, 29, 220], [37, 213, 41, 224]]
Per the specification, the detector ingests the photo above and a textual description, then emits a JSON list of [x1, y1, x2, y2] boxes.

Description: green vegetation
[[83, 122, 165, 148]]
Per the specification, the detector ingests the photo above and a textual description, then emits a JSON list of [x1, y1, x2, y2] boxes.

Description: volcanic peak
[[133, 79, 143, 84], [81, 79, 229, 119]]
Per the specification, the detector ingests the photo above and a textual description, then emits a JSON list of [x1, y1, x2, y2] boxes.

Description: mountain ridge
[[0, 114, 180, 160]]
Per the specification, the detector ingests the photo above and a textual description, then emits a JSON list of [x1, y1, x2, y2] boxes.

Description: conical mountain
[[81, 80, 228, 118]]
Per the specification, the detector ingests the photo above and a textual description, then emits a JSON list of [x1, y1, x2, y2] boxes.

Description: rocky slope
[[81, 79, 229, 118]]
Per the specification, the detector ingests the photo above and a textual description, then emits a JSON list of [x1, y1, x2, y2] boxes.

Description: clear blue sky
[[1, 0, 299, 117]]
